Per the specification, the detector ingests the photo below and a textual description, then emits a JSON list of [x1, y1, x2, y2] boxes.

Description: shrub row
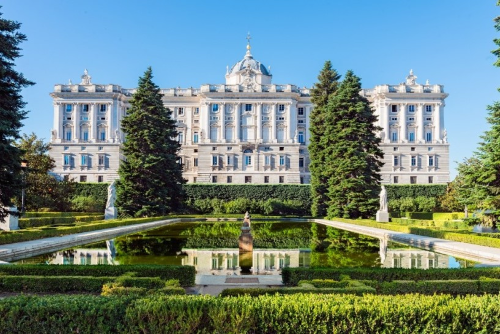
[[433, 212, 466, 220], [18, 215, 104, 229], [281, 267, 500, 286], [297, 278, 500, 295], [333, 218, 500, 249], [388, 197, 437, 213], [0, 264, 195, 286], [385, 184, 447, 200], [3, 294, 500, 333], [219, 286, 375, 297], [0, 216, 168, 246], [390, 218, 469, 229], [187, 198, 310, 215], [23, 212, 102, 218]]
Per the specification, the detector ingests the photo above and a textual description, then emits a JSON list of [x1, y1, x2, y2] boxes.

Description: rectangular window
[[178, 107, 184, 116], [391, 132, 398, 142], [226, 155, 231, 165], [245, 104, 252, 111], [428, 259, 435, 268], [393, 147, 398, 151], [193, 132, 199, 143], [264, 155, 271, 166], [428, 176, 434, 184], [411, 147, 416, 151], [212, 156, 218, 166], [65, 131, 72, 141], [65, 104, 73, 112], [298, 119, 304, 124], [80, 175, 87, 182], [245, 176, 252, 184], [393, 156, 399, 166], [178, 132, 184, 144], [391, 117, 398, 121], [264, 176, 269, 183], [82, 131, 89, 141], [299, 157, 304, 168], [298, 131, 305, 144], [194, 107, 199, 115], [391, 105, 398, 113], [245, 155, 252, 166], [82, 104, 89, 112], [279, 147, 284, 151], [212, 104, 219, 112], [411, 156, 417, 167], [64, 154, 71, 166], [81, 155, 88, 166], [408, 117, 415, 121], [426, 132, 432, 142], [212, 146, 217, 151], [100, 104, 107, 112], [212, 176, 217, 183], [279, 176, 284, 183], [408, 105, 415, 112], [227, 176, 232, 183], [97, 175, 104, 183], [298, 107, 304, 116], [100, 131, 106, 141], [278, 116, 285, 121], [409, 132, 415, 142], [194, 158, 198, 167], [425, 105, 432, 112], [410, 176, 417, 184], [429, 156, 434, 167], [278, 104, 285, 112], [426, 117, 432, 121], [98, 155, 105, 166], [279, 156, 285, 166], [394, 176, 399, 184]]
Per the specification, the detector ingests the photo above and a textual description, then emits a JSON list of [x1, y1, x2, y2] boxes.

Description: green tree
[[309, 61, 341, 217], [14, 133, 73, 211], [116, 67, 185, 217], [323, 71, 383, 219], [0, 9, 34, 220]]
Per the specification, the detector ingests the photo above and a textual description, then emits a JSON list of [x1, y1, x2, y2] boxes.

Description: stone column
[[400, 103, 407, 143], [417, 103, 424, 143], [235, 103, 241, 143], [272, 103, 277, 143], [53, 103, 63, 142], [90, 103, 97, 141], [186, 106, 193, 145], [384, 104, 390, 143], [257, 102, 262, 143], [220, 103, 226, 142], [200, 102, 209, 143], [305, 106, 311, 145], [106, 103, 112, 143], [73, 103, 80, 142], [434, 103, 442, 143]]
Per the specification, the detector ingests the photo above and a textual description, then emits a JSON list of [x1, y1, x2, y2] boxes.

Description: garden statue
[[376, 186, 389, 222], [105, 180, 117, 220]]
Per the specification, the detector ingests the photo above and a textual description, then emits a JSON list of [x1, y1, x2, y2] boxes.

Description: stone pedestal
[[376, 211, 389, 223], [0, 207, 19, 231], [239, 232, 253, 252], [105, 207, 117, 220]]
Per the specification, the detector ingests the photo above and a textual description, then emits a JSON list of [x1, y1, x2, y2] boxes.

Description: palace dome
[[228, 45, 270, 76]]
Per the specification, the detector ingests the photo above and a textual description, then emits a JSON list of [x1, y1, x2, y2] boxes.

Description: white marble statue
[[379, 186, 388, 212], [106, 180, 116, 209]]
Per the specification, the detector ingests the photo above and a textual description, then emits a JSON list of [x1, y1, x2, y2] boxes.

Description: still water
[[16, 221, 476, 273]]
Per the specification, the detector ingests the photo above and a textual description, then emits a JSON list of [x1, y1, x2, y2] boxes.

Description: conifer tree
[[309, 61, 341, 217], [0, 9, 34, 221], [323, 70, 383, 219], [116, 68, 185, 217]]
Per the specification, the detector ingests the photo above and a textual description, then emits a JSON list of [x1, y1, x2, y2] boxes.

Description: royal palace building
[[49, 42, 450, 184]]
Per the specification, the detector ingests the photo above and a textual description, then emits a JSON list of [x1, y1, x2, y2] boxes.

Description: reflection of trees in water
[[115, 236, 186, 256], [311, 223, 379, 253], [310, 249, 380, 268]]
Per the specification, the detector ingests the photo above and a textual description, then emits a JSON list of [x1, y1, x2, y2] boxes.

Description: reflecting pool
[[16, 221, 478, 272]]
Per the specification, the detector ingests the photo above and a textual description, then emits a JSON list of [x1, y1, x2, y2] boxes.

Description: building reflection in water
[[182, 248, 311, 275], [47, 240, 116, 265]]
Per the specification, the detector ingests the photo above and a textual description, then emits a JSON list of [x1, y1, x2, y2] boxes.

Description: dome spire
[[245, 32, 252, 58]]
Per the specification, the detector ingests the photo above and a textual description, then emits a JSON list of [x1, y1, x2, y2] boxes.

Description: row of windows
[[209, 155, 304, 167], [391, 132, 433, 143], [391, 105, 434, 113], [65, 104, 107, 113], [77, 175, 105, 183], [390, 117, 433, 122], [211, 175, 287, 184], [176, 107, 199, 116], [210, 104, 305, 115], [393, 155, 436, 167], [393, 176, 434, 184], [63, 154, 107, 167], [62, 129, 106, 141]]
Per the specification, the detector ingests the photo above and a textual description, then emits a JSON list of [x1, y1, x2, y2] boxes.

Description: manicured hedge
[[0, 275, 114, 293], [184, 184, 312, 205], [0, 216, 168, 246], [219, 286, 375, 297], [385, 184, 447, 200], [18, 215, 104, 229], [23, 212, 102, 218], [433, 212, 465, 220], [282, 267, 500, 286], [0, 264, 195, 286], [2, 294, 500, 333], [74, 182, 108, 201], [405, 212, 433, 220]]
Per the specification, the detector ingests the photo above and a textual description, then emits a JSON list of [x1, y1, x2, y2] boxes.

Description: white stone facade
[[48, 45, 449, 184]]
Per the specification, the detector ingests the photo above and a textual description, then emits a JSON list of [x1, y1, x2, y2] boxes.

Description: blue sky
[[2, 1, 499, 179]]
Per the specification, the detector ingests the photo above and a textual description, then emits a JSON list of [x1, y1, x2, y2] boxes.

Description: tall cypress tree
[[323, 70, 383, 219], [309, 61, 341, 217], [0, 9, 34, 221], [116, 67, 185, 217]]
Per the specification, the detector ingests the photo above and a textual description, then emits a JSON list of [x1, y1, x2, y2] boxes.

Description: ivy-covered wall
[[385, 185, 447, 200]]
